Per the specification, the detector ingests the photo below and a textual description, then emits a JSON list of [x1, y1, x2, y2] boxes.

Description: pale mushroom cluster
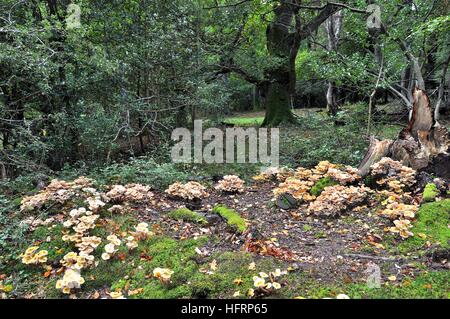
[[134, 222, 152, 237], [20, 216, 55, 231], [379, 202, 418, 220], [153, 267, 174, 284], [389, 219, 414, 239], [102, 234, 122, 261], [272, 161, 360, 203], [273, 178, 316, 202], [105, 184, 154, 203], [55, 268, 85, 294], [252, 167, 293, 182], [307, 185, 370, 217], [62, 208, 99, 239], [20, 177, 94, 212], [370, 157, 416, 191], [60, 252, 90, 270], [370, 159, 419, 241], [18, 176, 159, 296], [325, 166, 361, 185], [165, 181, 209, 200], [252, 269, 285, 290], [215, 175, 245, 193], [21, 246, 48, 265]]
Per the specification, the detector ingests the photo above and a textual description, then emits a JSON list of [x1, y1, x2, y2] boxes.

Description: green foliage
[[0, 195, 29, 262], [422, 183, 439, 202], [212, 205, 246, 233], [310, 177, 338, 197], [92, 158, 189, 190], [168, 208, 207, 224]]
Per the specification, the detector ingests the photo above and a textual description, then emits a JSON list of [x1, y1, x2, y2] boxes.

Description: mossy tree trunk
[[260, 1, 342, 126], [213, 2, 342, 127], [261, 1, 297, 127]]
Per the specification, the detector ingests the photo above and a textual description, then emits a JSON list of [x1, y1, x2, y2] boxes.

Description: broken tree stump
[[358, 88, 450, 179]]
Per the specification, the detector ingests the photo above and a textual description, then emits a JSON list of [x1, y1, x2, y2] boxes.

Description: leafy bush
[[0, 195, 29, 261]]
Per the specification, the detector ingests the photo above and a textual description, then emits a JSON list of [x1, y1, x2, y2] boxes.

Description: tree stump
[[358, 88, 449, 179]]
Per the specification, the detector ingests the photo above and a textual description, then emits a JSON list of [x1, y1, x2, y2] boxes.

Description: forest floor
[[1, 161, 449, 299], [0, 105, 449, 299]]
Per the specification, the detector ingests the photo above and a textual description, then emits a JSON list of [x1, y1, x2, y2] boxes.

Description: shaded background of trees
[[1, 0, 449, 178]]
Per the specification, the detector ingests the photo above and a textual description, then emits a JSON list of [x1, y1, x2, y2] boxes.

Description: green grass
[[223, 116, 264, 127], [167, 208, 207, 224], [212, 205, 247, 233]]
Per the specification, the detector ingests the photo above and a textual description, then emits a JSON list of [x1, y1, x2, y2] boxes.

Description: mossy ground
[[396, 199, 450, 253], [291, 271, 449, 299], [212, 205, 247, 233], [167, 208, 207, 224], [422, 183, 439, 202], [3, 208, 449, 299]]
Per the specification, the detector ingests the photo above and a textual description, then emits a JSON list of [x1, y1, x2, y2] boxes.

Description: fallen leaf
[[233, 278, 243, 285], [388, 275, 397, 281], [128, 288, 144, 296]]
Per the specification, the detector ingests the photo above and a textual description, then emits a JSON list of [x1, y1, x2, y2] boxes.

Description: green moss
[[422, 183, 439, 202], [108, 236, 207, 299], [398, 199, 450, 252], [310, 177, 338, 197], [345, 271, 449, 299], [190, 252, 287, 298], [285, 271, 449, 299], [167, 208, 207, 224], [212, 205, 247, 233]]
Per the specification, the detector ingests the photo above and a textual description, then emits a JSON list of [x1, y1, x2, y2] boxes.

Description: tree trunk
[[261, 82, 294, 126], [358, 88, 449, 178], [326, 82, 338, 116], [325, 10, 343, 116], [434, 54, 450, 121], [261, 1, 296, 127]]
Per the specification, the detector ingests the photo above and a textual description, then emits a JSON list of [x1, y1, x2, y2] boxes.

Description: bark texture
[[358, 88, 449, 178]]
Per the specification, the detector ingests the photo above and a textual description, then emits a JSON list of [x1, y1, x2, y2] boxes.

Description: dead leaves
[[244, 238, 295, 261]]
